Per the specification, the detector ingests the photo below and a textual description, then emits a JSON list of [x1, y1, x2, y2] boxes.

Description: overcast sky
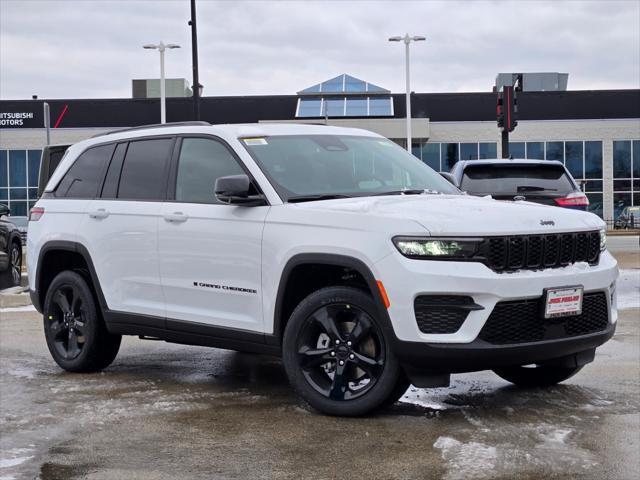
[[1, 0, 638, 99]]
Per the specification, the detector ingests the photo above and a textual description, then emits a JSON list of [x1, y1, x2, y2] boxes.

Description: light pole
[[389, 34, 425, 152], [143, 42, 181, 124]]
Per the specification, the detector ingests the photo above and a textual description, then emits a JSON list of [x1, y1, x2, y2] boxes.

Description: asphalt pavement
[[0, 249, 638, 480]]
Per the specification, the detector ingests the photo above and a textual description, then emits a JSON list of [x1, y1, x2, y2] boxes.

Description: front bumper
[[375, 249, 618, 344], [393, 323, 615, 375]]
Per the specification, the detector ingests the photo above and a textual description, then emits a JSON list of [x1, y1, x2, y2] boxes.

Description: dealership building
[[0, 73, 638, 222]]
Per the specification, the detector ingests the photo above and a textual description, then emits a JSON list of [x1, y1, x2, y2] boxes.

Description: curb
[[0, 286, 31, 308]]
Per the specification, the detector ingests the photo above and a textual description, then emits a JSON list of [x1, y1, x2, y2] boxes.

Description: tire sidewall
[[43, 271, 101, 372], [283, 286, 402, 416]]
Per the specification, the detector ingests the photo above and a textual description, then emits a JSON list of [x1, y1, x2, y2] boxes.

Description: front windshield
[[242, 134, 459, 201]]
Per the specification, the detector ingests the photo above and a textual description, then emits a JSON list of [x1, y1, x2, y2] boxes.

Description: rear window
[[117, 138, 173, 200], [55, 144, 115, 198], [460, 164, 576, 195]]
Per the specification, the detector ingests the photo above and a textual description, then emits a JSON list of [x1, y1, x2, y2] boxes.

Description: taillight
[[29, 207, 45, 221], [554, 192, 589, 207]]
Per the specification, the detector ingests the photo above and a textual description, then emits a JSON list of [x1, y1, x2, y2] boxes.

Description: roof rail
[[91, 121, 211, 138]]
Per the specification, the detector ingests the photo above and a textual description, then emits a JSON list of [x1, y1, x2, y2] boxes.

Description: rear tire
[[43, 271, 121, 373], [283, 286, 402, 416], [493, 365, 583, 387]]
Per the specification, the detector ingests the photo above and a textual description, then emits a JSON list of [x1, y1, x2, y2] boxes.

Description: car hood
[[292, 194, 604, 236]]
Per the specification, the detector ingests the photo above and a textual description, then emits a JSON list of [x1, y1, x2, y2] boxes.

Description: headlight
[[393, 237, 482, 259], [599, 227, 606, 251]]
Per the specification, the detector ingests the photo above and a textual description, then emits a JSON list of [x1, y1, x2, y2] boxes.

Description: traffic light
[[499, 86, 518, 133], [496, 93, 505, 129]]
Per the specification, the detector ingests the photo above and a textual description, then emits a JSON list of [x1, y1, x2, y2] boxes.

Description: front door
[[158, 137, 268, 332]]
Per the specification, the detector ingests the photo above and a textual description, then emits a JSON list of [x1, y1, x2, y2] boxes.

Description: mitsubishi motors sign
[[0, 111, 35, 127], [0, 102, 43, 128]]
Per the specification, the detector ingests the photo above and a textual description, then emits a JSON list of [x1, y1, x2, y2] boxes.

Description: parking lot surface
[[1, 252, 638, 480]]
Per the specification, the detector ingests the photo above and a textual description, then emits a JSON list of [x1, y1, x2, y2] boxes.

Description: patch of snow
[[0, 448, 34, 469], [434, 436, 498, 480], [0, 305, 36, 313], [617, 269, 640, 310]]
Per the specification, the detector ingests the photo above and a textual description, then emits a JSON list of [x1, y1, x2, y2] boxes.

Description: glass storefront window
[[442, 143, 459, 171], [613, 141, 631, 178], [0, 150, 7, 187], [546, 142, 563, 161], [565, 141, 584, 179], [586, 193, 603, 218], [345, 98, 367, 116], [9, 150, 26, 187], [613, 192, 632, 219], [584, 141, 603, 179], [509, 142, 525, 158], [479, 143, 496, 159], [633, 140, 640, 178], [28, 150, 41, 187], [324, 98, 345, 116], [297, 98, 322, 117], [422, 143, 440, 171], [460, 143, 478, 160], [9, 201, 27, 217], [526, 142, 544, 159]]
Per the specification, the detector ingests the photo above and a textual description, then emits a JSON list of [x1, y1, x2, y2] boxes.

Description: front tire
[[283, 286, 402, 416], [493, 364, 583, 387], [43, 271, 121, 373]]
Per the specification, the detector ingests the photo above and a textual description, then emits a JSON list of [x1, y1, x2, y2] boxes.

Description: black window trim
[[166, 133, 270, 206]]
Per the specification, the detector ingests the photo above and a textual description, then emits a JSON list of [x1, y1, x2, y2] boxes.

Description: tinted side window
[[56, 144, 115, 198], [175, 138, 245, 204], [118, 138, 173, 200], [101, 143, 127, 199]]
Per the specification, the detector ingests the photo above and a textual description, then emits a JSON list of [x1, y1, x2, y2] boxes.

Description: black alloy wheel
[[47, 284, 88, 361], [297, 303, 385, 401], [283, 286, 403, 416], [43, 271, 121, 372], [9, 243, 21, 286]]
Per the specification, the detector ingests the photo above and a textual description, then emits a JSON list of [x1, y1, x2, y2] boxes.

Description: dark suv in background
[[0, 203, 22, 289], [450, 159, 589, 210]]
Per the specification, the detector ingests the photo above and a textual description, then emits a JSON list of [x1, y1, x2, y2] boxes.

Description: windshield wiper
[[288, 194, 353, 203], [372, 189, 438, 196], [517, 185, 557, 192]]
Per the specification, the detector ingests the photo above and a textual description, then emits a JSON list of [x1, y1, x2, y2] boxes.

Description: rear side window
[[117, 138, 173, 200], [100, 143, 127, 199], [460, 164, 576, 195], [55, 144, 115, 198], [175, 138, 245, 204]]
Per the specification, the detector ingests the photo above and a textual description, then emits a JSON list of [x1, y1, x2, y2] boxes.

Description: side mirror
[[214, 175, 266, 206], [0, 203, 10, 217], [439, 172, 459, 188]]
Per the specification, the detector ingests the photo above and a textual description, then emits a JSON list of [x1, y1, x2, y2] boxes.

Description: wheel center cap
[[336, 345, 350, 359]]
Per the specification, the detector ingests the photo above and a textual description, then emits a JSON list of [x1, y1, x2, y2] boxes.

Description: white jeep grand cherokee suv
[[28, 122, 618, 416]]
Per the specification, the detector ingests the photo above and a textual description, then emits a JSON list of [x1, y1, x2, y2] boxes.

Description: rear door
[[459, 163, 577, 205], [79, 137, 174, 319], [158, 136, 269, 332]]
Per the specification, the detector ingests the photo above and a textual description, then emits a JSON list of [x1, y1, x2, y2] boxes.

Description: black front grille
[[478, 292, 609, 345], [414, 295, 476, 334], [477, 231, 600, 272]]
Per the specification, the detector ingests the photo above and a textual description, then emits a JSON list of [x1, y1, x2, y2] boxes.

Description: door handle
[[89, 208, 109, 219], [164, 212, 188, 223]]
